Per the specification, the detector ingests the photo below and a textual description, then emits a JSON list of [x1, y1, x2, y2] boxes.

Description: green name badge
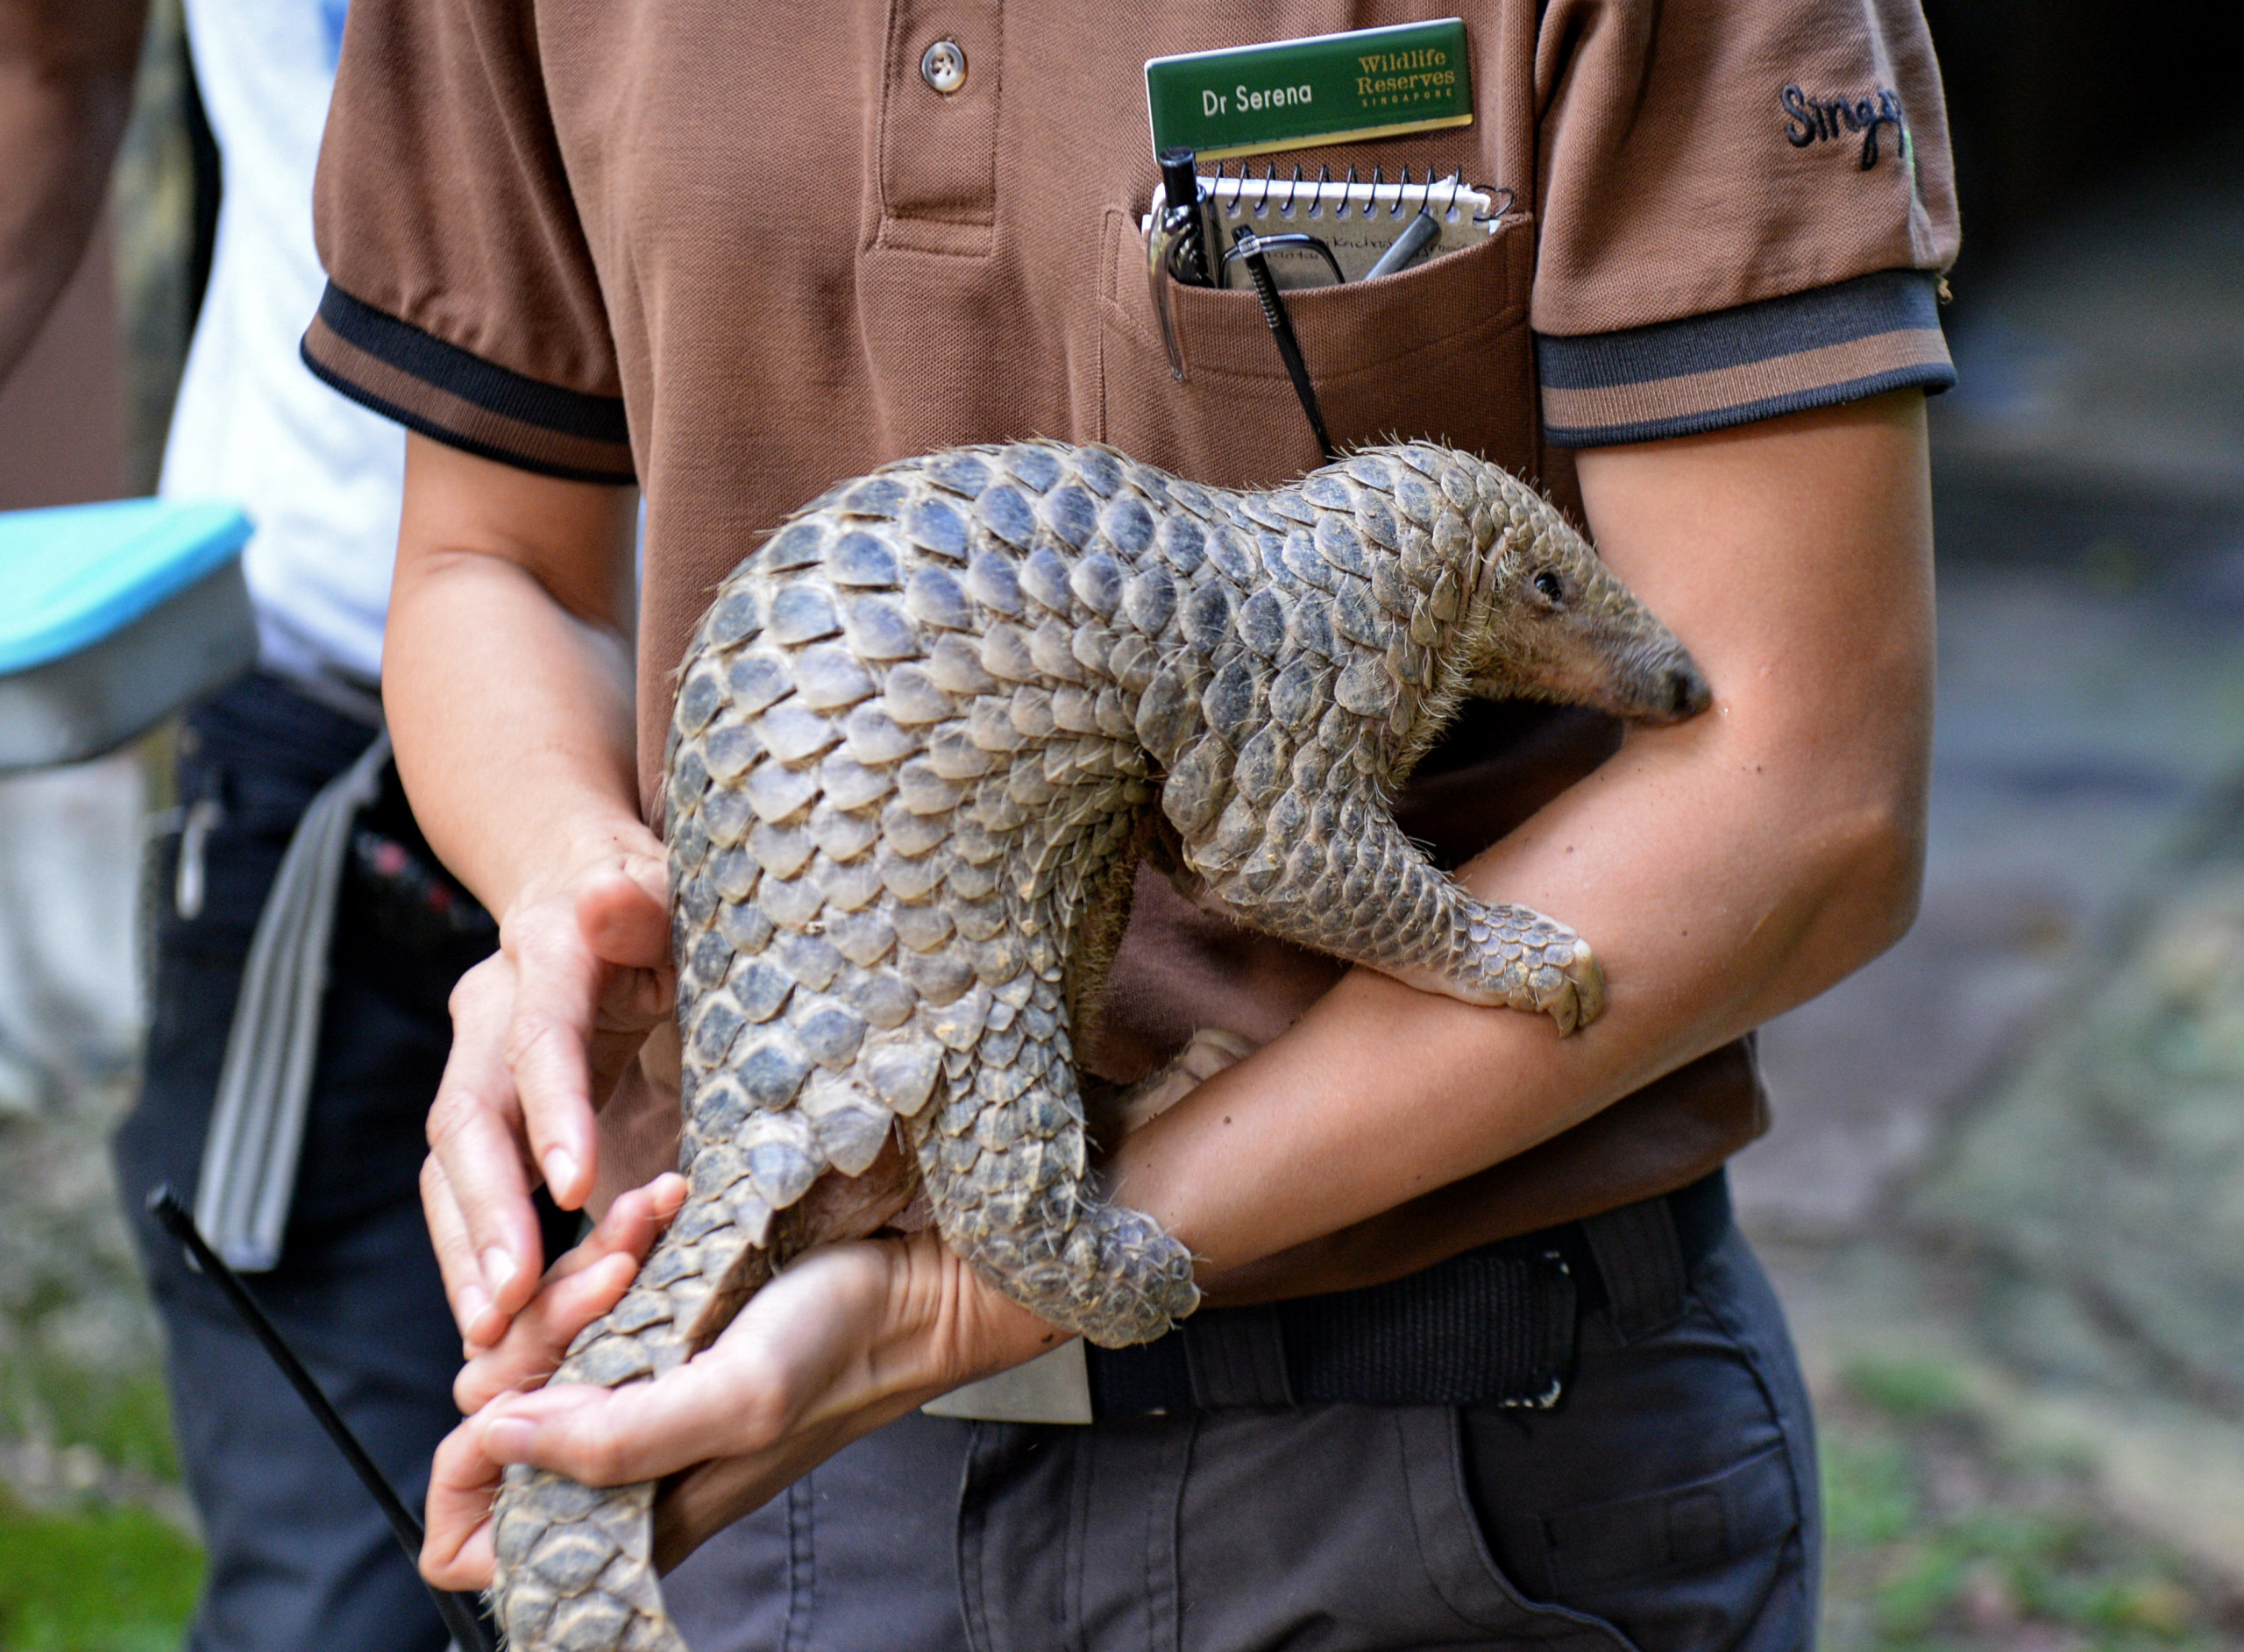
[[1146, 18, 1473, 162]]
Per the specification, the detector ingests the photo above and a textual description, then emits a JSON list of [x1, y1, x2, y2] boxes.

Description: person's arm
[[1111, 387, 1933, 1271], [415, 389, 1933, 1585], [391, 435, 672, 1342], [0, 0, 146, 384]]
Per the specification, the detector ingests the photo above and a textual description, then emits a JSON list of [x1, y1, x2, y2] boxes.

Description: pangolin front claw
[[1541, 937, 1605, 1035]]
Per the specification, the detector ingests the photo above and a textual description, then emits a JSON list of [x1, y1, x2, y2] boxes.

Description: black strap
[[1580, 1192, 1689, 1344], [1086, 1170, 1729, 1416], [1281, 1245, 1577, 1407], [1182, 1305, 1295, 1407]]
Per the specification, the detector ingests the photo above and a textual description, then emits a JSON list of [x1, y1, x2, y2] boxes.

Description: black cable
[[147, 1185, 496, 1652], [1231, 225, 1338, 464]]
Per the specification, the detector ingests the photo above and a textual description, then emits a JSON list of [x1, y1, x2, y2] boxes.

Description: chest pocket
[[1092, 203, 1537, 492]]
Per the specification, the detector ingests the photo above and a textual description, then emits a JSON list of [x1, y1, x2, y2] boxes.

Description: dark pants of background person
[[665, 1190, 1819, 1652], [112, 672, 560, 1652]]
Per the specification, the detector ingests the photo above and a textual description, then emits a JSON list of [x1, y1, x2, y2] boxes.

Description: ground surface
[[1739, 145, 2244, 1649]]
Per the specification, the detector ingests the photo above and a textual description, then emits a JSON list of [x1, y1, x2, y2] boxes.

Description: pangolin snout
[[1599, 644, 1712, 725], [1654, 658, 1713, 722]]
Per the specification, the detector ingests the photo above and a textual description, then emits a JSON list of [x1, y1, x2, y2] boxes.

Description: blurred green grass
[[0, 1343, 199, 1649], [1821, 1356, 2236, 1651], [0, 1492, 201, 1652], [0, 1355, 177, 1487]]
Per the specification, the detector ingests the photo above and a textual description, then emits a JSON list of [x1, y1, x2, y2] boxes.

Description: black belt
[[1084, 1169, 1732, 1415]]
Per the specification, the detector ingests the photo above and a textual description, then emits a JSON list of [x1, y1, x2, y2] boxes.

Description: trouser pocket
[[1455, 1234, 1820, 1652], [959, 1405, 1630, 1652]]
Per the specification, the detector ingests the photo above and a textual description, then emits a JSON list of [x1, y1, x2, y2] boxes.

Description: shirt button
[[920, 39, 968, 94]]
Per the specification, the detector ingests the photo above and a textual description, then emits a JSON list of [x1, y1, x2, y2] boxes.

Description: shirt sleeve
[[298, 0, 634, 484], [1530, 0, 1960, 448]]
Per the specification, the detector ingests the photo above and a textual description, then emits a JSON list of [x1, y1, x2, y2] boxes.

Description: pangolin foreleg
[[1189, 768, 1606, 1033]]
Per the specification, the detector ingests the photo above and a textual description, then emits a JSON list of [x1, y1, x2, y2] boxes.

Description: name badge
[[1146, 18, 1473, 162]]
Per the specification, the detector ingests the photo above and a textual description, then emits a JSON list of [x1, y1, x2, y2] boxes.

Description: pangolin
[[486, 440, 1710, 1650]]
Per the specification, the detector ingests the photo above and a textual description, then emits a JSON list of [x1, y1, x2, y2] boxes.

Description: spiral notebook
[[1144, 165, 1507, 290]]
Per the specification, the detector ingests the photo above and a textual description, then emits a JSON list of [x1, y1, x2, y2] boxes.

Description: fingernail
[[543, 1149, 579, 1194], [482, 1416, 535, 1461], [482, 1247, 519, 1295], [457, 1283, 490, 1330]]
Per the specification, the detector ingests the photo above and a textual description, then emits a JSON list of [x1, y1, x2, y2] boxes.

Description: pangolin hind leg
[[912, 966, 1198, 1348]]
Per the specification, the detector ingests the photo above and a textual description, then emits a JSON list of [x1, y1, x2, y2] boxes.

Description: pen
[[1156, 146, 1211, 287], [1363, 208, 1441, 280], [1148, 146, 1211, 381], [1232, 224, 1337, 464]]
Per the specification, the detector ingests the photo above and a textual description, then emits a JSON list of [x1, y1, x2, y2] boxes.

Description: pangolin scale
[[486, 440, 1709, 1650]]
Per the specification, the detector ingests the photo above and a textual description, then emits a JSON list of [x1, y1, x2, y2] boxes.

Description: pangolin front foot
[[1460, 904, 1607, 1035]]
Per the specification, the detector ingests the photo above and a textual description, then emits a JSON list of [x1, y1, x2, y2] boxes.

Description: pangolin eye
[[1533, 571, 1565, 601]]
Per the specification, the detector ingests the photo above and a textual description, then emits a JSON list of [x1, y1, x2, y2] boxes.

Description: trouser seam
[[782, 1472, 815, 1652], [1687, 1246, 1820, 1641]]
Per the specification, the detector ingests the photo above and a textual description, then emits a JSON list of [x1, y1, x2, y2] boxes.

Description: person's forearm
[[387, 435, 649, 917], [1112, 392, 1935, 1287], [0, 0, 145, 384]]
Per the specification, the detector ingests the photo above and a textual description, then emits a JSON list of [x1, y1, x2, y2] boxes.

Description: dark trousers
[[664, 1215, 1819, 1652], [111, 673, 508, 1652]]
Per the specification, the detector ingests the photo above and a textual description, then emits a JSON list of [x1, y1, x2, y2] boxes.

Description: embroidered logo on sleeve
[[1780, 85, 1905, 169]]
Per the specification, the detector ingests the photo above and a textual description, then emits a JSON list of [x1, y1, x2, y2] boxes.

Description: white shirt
[[159, 0, 397, 694]]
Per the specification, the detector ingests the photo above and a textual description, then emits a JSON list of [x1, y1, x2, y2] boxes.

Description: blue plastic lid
[[0, 498, 253, 675]]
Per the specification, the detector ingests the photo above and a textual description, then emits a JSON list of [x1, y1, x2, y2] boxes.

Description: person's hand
[[451, 1173, 690, 1416], [421, 1225, 1060, 1588], [422, 846, 673, 1351]]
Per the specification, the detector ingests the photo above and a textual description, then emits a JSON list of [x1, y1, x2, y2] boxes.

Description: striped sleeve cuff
[[301, 283, 635, 484], [1536, 270, 1955, 449]]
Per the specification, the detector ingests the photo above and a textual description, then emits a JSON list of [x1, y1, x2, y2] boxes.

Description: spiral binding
[[1190, 162, 1513, 227]]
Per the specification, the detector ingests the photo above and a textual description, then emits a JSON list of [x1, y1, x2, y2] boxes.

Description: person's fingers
[[1176, 1026, 1256, 1079], [421, 1420, 502, 1591], [469, 1235, 1056, 1572], [420, 1155, 494, 1353], [453, 1251, 636, 1415], [498, 902, 609, 1210], [579, 865, 678, 1107], [476, 1351, 856, 1495], [502, 861, 674, 1209], [1113, 1027, 1260, 1135], [453, 1174, 687, 1414], [474, 1242, 898, 1486], [564, 1171, 686, 1276], [426, 957, 545, 1341]]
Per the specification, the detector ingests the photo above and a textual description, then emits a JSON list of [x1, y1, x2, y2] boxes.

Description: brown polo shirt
[[304, 0, 1958, 1272]]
